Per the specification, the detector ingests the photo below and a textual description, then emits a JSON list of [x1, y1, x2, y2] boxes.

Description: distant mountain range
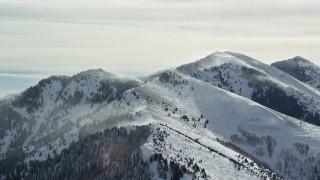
[[1, 52, 320, 180]]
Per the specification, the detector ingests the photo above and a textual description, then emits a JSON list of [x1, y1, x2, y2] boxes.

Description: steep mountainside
[[177, 51, 320, 125], [272, 56, 320, 91], [1, 53, 320, 180], [0, 69, 142, 177], [138, 70, 320, 180]]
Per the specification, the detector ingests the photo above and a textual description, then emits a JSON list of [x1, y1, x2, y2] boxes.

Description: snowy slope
[[142, 124, 280, 180], [177, 51, 320, 125], [272, 56, 320, 91], [136, 70, 320, 180], [20, 123, 281, 180]]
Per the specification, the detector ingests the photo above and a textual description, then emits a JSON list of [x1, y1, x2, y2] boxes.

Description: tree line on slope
[[1, 126, 151, 180]]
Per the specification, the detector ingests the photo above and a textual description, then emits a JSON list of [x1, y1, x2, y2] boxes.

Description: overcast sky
[[0, 0, 320, 97]]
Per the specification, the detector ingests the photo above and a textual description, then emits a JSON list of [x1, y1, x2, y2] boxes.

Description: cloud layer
[[0, 0, 320, 97]]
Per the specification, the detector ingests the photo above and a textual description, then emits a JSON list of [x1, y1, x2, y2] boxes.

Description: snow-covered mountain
[[177, 51, 320, 125], [272, 56, 320, 91], [0, 69, 142, 177], [1, 52, 320, 180], [139, 70, 320, 180]]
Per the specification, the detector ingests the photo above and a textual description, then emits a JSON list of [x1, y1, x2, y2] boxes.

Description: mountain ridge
[[1, 52, 320, 180], [177, 51, 320, 125]]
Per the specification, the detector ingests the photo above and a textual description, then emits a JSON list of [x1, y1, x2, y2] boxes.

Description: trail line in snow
[[156, 122, 284, 180]]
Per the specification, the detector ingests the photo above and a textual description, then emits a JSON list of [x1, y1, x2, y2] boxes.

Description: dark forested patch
[[92, 79, 140, 104], [1, 126, 151, 180], [252, 86, 320, 125]]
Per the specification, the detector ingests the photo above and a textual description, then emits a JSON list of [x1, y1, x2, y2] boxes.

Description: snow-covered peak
[[177, 51, 273, 75], [176, 51, 249, 74], [273, 56, 317, 69], [224, 51, 263, 66], [272, 57, 320, 90], [291, 56, 313, 65], [179, 51, 320, 96], [73, 68, 118, 81]]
